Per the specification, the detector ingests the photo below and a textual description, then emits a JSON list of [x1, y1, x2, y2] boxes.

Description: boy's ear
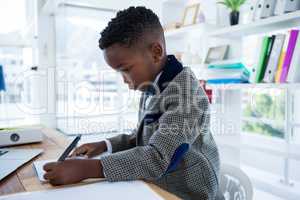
[[150, 42, 163, 64]]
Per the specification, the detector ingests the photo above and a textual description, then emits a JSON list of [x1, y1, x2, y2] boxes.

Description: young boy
[[44, 6, 220, 200]]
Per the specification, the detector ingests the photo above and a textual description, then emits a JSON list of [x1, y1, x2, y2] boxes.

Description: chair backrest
[[216, 164, 253, 200]]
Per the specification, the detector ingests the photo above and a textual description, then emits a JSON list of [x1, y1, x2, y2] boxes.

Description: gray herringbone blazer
[[101, 55, 220, 200]]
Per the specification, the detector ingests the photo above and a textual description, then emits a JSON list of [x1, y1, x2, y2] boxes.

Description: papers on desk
[[28, 153, 163, 199], [0, 180, 163, 200]]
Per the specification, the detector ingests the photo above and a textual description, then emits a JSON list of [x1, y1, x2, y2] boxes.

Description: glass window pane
[[0, 47, 38, 127], [242, 89, 285, 139], [0, 0, 26, 34], [291, 91, 300, 145], [55, 6, 141, 135]]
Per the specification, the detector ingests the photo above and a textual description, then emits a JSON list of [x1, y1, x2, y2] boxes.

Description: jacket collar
[[145, 55, 183, 95]]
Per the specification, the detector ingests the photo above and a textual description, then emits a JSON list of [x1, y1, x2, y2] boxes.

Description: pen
[[57, 134, 81, 162]]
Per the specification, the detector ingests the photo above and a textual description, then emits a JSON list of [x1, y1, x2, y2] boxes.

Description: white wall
[[63, 0, 162, 17]]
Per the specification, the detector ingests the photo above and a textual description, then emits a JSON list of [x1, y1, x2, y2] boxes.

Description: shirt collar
[[153, 71, 162, 85]]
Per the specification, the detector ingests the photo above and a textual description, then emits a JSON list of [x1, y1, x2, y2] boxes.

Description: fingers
[[70, 146, 88, 157], [43, 162, 63, 186], [43, 171, 55, 180], [43, 162, 58, 171], [85, 152, 94, 158], [44, 172, 63, 186]]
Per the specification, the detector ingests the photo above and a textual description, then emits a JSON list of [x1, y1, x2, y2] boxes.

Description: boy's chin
[[127, 84, 148, 91], [127, 84, 136, 90]]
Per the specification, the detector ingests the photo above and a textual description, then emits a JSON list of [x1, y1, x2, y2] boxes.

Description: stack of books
[[250, 29, 300, 83], [206, 61, 250, 84]]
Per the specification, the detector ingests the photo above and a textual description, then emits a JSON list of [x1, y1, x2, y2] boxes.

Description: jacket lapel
[[135, 55, 184, 145]]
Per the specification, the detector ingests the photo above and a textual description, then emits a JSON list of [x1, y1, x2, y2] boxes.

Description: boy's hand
[[43, 159, 104, 186], [70, 141, 107, 158]]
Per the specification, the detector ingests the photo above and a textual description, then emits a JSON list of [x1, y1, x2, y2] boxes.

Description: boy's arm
[[100, 86, 210, 182]]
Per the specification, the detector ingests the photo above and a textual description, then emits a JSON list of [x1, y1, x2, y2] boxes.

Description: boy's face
[[103, 43, 160, 91]]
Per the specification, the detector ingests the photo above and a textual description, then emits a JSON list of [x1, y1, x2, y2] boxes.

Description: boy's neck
[[152, 55, 167, 81]]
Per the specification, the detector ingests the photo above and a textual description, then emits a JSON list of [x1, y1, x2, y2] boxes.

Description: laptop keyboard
[[0, 150, 9, 157]]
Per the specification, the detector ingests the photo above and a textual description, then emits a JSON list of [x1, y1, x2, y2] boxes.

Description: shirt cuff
[[104, 139, 112, 154], [100, 159, 107, 178]]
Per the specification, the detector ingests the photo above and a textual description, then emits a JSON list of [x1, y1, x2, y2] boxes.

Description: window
[[240, 88, 300, 196], [242, 89, 285, 139], [55, 5, 141, 137], [291, 90, 300, 145], [0, 0, 26, 34], [0, 47, 39, 127], [0, 0, 38, 128]]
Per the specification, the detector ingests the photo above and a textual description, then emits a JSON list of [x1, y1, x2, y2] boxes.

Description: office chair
[[216, 164, 253, 200]]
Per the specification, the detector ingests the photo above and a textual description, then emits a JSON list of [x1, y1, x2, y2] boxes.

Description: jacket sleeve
[[100, 78, 210, 182], [105, 94, 145, 153], [106, 128, 137, 153]]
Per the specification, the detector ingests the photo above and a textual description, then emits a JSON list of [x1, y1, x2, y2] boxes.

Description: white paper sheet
[[0, 180, 163, 200]]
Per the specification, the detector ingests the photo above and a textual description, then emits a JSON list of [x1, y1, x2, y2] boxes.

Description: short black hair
[[99, 6, 163, 50]]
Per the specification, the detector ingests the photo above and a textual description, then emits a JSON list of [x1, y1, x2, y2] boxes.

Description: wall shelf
[[162, 0, 182, 4], [208, 11, 300, 38], [164, 11, 300, 39], [206, 83, 300, 90], [161, 2, 300, 195], [164, 23, 216, 39]]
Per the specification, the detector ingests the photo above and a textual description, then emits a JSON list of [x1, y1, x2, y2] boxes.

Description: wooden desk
[[0, 128, 180, 199]]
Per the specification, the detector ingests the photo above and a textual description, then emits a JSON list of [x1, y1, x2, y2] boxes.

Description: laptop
[[0, 148, 43, 181]]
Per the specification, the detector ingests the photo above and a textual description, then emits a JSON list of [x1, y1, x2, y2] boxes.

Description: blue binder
[[0, 65, 6, 91]]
